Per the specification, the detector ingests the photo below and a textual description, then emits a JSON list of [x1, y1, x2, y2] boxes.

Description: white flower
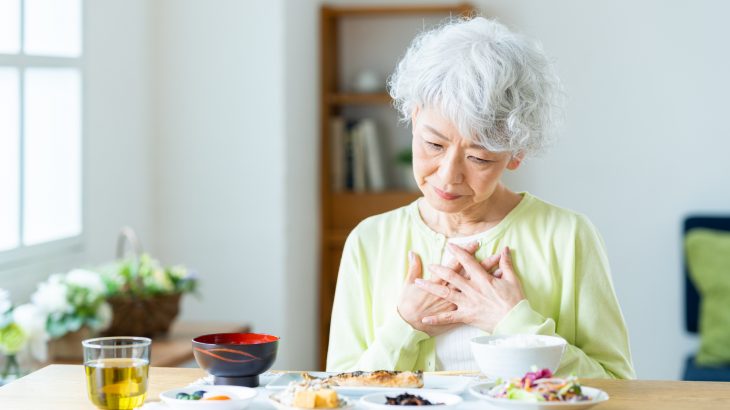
[[65, 269, 106, 296], [12, 304, 49, 362], [31, 276, 72, 315], [151, 269, 174, 292], [94, 302, 113, 331], [0, 288, 11, 314]]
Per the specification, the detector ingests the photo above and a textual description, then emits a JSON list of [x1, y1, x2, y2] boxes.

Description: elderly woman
[[326, 17, 635, 379]]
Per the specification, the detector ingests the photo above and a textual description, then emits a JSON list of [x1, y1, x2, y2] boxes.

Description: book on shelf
[[330, 117, 346, 192], [351, 121, 367, 192], [329, 117, 387, 192], [358, 119, 386, 192]]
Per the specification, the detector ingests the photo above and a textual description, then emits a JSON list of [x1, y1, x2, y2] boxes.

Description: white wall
[[0, 0, 154, 304], [153, 0, 314, 369], [283, 0, 320, 370]]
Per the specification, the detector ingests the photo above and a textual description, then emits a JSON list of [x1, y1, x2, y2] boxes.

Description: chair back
[[684, 216, 730, 333]]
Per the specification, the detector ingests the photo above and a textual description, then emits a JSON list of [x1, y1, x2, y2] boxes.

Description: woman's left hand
[[415, 243, 526, 333]]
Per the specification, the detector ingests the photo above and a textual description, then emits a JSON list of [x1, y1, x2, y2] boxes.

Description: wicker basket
[[101, 292, 181, 338], [101, 227, 182, 338], [48, 327, 93, 360]]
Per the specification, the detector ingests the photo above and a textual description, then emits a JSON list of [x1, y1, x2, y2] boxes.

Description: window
[[0, 0, 83, 263]]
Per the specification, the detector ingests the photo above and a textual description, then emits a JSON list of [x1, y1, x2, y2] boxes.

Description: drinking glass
[[82, 337, 151, 410]]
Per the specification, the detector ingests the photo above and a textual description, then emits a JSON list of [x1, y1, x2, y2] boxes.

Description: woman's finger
[[415, 278, 463, 304], [428, 264, 474, 295], [406, 251, 422, 283], [445, 241, 479, 271], [499, 246, 516, 281], [448, 243, 492, 285], [480, 253, 501, 272], [422, 310, 463, 325], [436, 241, 479, 281]]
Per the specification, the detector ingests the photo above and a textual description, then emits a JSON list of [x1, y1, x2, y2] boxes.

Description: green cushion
[[686, 229, 730, 366]]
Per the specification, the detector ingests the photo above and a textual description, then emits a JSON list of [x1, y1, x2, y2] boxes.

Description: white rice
[[485, 335, 549, 347]]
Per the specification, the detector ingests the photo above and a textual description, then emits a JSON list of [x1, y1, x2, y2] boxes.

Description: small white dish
[[268, 392, 355, 410], [359, 390, 463, 409], [159, 386, 257, 410], [469, 382, 609, 410], [266, 372, 474, 396]]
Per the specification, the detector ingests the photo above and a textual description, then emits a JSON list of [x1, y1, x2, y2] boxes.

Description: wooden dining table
[[0, 365, 729, 409]]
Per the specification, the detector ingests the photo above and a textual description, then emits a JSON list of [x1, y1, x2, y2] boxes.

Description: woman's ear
[[506, 152, 524, 170], [410, 106, 421, 126]]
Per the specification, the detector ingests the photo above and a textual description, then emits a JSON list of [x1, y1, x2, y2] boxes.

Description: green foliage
[[395, 148, 413, 165], [101, 253, 198, 298], [0, 323, 27, 355]]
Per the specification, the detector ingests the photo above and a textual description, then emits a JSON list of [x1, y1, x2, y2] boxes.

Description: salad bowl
[[470, 382, 608, 410]]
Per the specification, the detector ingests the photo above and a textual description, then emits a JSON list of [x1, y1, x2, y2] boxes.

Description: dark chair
[[682, 216, 730, 381]]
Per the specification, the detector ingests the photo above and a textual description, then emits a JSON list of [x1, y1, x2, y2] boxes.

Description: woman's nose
[[437, 150, 463, 185]]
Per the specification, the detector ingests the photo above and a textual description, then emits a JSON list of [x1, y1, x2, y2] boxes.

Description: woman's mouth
[[433, 186, 462, 200]]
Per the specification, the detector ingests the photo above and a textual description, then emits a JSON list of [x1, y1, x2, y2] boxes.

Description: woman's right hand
[[397, 243, 478, 336]]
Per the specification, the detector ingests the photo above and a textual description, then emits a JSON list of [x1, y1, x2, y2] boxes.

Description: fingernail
[[422, 317, 433, 325], [415, 278, 426, 286], [409, 251, 414, 261]]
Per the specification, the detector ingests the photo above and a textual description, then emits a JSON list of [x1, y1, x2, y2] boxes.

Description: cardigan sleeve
[[326, 230, 429, 372], [492, 216, 636, 379]]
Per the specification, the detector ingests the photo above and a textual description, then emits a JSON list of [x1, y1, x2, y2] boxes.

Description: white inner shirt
[[434, 231, 489, 371]]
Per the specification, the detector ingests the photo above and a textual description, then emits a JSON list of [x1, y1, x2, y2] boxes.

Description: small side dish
[[360, 390, 463, 409], [160, 386, 256, 410], [176, 390, 231, 401], [270, 379, 350, 409], [385, 393, 441, 406]]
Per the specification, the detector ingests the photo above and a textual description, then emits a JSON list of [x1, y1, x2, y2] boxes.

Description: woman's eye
[[425, 141, 443, 151], [468, 156, 491, 164]]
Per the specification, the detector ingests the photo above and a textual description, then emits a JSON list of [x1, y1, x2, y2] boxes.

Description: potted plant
[[31, 270, 112, 360], [395, 148, 419, 191], [99, 253, 197, 338], [0, 289, 50, 382]]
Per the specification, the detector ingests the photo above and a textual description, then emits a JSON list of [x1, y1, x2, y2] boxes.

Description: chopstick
[[428, 370, 482, 376]]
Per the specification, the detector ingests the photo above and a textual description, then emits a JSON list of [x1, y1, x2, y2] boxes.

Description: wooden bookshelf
[[318, 3, 475, 370], [327, 92, 392, 106]]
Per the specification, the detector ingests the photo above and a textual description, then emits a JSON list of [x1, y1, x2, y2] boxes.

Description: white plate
[[266, 372, 475, 396], [360, 390, 463, 409], [268, 393, 355, 410], [159, 386, 257, 410], [469, 382, 609, 410]]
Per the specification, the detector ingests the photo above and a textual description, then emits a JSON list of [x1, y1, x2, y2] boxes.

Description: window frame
[[0, 0, 86, 268]]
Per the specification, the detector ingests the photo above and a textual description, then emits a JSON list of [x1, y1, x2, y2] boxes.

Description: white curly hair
[[388, 17, 564, 157]]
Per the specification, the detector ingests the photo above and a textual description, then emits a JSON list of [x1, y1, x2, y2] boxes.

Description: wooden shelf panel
[[327, 92, 392, 106], [324, 4, 473, 17], [327, 191, 421, 230], [325, 229, 351, 245]]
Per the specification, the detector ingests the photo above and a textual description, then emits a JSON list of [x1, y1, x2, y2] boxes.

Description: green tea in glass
[[83, 337, 151, 410]]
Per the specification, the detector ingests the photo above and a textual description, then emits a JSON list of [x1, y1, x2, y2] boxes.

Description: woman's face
[[411, 107, 522, 215]]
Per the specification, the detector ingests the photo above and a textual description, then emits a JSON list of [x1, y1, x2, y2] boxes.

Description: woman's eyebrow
[[425, 125, 485, 150]]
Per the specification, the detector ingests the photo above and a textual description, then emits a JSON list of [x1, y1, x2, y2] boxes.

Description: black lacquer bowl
[[192, 332, 279, 387]]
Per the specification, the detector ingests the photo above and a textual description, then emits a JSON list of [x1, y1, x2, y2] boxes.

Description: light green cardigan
[[326, 193, 635, 379]]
